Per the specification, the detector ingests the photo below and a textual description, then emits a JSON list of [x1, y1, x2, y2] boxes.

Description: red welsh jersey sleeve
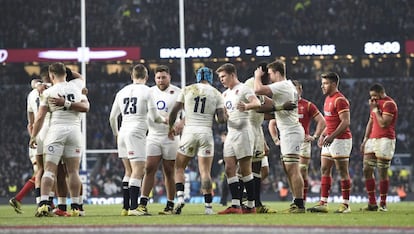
[[323, 92, 352, 139]]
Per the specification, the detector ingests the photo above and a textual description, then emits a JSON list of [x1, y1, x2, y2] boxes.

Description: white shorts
[[251, 125, 265, 156], [146, 135, 178, 160], [299, 141, 311, 159], [29, 147, 37, 164], [36, 125, 49, 155], [44, 125, 82, 165], [364, 138, 395, 160], [279, 126, 304, 156], [177, 128, 214, 158], [261, 156, 269, 167], [223, 129, 254, 160], [117, 129, 147, 161], [321, 138, 352, 159]]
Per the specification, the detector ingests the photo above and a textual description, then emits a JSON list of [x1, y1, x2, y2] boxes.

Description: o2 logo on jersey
[[156, 100, 168, 112], [48, 145, 55, 153], [225, 101, 233, 110]]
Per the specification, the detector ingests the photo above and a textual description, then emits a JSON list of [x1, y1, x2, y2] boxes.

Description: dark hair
[[370, 83, 385, 93], [65, 67, 74, 81], [258, 62, 270, 84], [321, 72, 340, 85], [155, 65, 170, 74], [267, 60, 285, 77]]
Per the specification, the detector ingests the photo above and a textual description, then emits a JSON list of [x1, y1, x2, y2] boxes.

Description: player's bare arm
[[48, 95, 90, 112], [306, 113, 325, 142], [215, 108, 227, 123], [268, 119, 280, 146], [360, 117, 373, 154], [27, 111, 34, 135], [173, 117, 185, 135], [168, 101, 183, 139], [236, 95, 261, 112], [29, 106, 47, 148], [323, 111, 350, 146], [371, 101, 393, 128], [254, 67, 273, 97]]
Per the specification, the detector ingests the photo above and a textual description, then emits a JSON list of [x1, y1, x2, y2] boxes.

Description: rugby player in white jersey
[[254, 60, 305, 213], [168, 67, 227, 215], [47, 67, 88, 216], [137, 65, 183, 215], [9, 78, 45, 214], [30, 62, 89, 217], [243, 63, 277, 214], [109, 64, 167, 216], [217, 63, 261, 214]]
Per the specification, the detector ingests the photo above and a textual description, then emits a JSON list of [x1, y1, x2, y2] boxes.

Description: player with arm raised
[[360, 83, 398, 212], [254, 60, 305, 213]]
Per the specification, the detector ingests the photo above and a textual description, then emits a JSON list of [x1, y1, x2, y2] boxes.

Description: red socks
[[15, 176, 35, 201], [320, 176, 332, 204], [379, 179, 389, 207]]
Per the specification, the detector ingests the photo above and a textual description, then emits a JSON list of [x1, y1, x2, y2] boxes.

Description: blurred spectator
[[103, 178, 120, 196]]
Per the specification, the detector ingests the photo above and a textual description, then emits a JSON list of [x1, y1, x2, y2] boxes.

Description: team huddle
[[9, 60, 398, 216]]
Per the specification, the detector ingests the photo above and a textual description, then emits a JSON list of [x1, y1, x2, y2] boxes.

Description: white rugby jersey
[[40, 81, 85, 126], [27, 88, 40, 117], [148, 84, 181, 136], [28, 87, 52, 128], [109, 83, 164, 136], [177, 83, 223, 129], [268, 79, 301, 129], [222, 82, 255, 130], [245, 77, 264, 127]]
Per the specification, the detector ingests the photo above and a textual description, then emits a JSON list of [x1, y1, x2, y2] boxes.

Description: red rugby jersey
[[323, 91, 352, 139], [298, 98, 320, 135], [370, 96, 398, 139]]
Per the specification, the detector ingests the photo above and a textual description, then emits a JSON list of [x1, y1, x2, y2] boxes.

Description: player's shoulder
[[69, 78, 84, 89], [169, 83, 181, 91], [244, 77, 254, 88], [27, 89, 38, 98]]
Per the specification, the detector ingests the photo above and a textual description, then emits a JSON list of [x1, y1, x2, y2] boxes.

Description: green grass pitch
[[1, 202, 414, 227]]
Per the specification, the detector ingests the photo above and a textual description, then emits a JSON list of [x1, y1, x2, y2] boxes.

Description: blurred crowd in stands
[[1, 0, 413, 200], [1, 0, 414, 48], [1, 62, 413, 200]]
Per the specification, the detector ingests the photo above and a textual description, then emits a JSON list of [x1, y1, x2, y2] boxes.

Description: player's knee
[[377, 160, 390, 169], [241, 174, 254, 182], [363, 159, 377, 169], [299, 163, 308, 171], [201, 180, 212, 190], [42, 170, 55, 182], [282, 155, 299, 164]]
